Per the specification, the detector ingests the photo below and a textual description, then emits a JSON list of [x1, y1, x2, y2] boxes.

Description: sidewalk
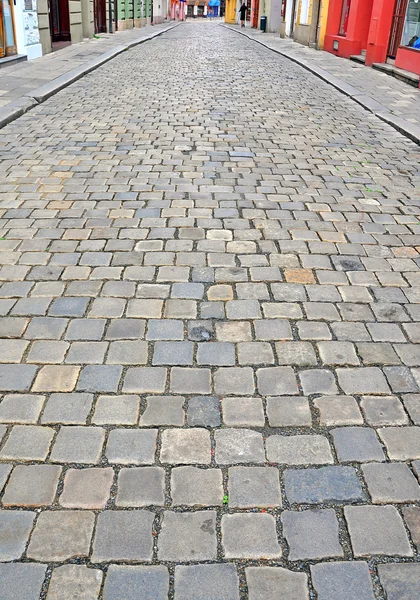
[[223, 24, 420, 145], [0, 21, 179, 128]]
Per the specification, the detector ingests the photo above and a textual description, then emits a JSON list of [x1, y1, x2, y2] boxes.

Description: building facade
[[324, 0, 420, 80], [1, 0, 42, 60]]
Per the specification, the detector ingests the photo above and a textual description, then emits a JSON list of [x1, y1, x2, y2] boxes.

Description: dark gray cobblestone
[[0, 20, 420, 600]]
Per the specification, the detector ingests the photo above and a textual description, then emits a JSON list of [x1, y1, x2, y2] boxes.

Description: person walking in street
[[238, 2, 247, 27]]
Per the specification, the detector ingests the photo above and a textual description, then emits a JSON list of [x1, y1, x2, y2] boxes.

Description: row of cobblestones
[[0, 21, 420, 600]]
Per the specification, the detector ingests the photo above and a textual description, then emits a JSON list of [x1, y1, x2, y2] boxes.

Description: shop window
[[402, 0, 420, 49], [338, 0, 351, 36], [299, 0, 310, 25]]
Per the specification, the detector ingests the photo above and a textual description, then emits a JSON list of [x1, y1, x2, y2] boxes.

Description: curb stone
[[222, 24, 420, 146], [0, 22, 180, 130]]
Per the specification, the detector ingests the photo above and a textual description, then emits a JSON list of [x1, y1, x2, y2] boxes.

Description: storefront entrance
[[94, 0, 107, 32], [48, 0, 71, 43], [388, 0, 408, 58], [0, 0, 17, 58]]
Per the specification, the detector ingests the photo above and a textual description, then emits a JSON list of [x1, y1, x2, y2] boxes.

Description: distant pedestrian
[[238, 2, 247, 27]]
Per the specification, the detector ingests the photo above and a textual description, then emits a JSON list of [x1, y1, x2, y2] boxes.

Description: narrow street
[[1, 21, 420, 599]]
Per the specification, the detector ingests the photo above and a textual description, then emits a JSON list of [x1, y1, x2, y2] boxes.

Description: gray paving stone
[[2, 464, 61, 507], [314, 396, 363, 426], [59, 467, 114, 509], [46, 565, 103, 600], [170, 367, 211, 394], [117, 467, 165, 506], [92, 510, 155, 562], [141, 396, 184, 426], [256, 367, 298, 395], [77, 365, 122, 393], [362, 462, 420, 503], [337, 367, 391, 394], [0, 463, 12, 493], [378, 564, 420, 600], [106, 340, 148, 365], [0, 510, 36, 561], [0, 394, 44, 424], [246, 567, 309, 600], [222, 397, 265, 426], [171, 467, 224, 506], [158, 511, 217, 561], [0, 425, 54, 461], [92, 395, 140, 425], [402, 507, 420, 551], [311, 562, 375, 600], [103, 566, 168, 600], [266, 396, 311, 427], [282, 509, 343, 560], [0, 364, 37, 392], [215, 429, 265, 464], [214, 367, 255, 395], [378, 426, 420, 460], [275, 341, 317, 367], [222, 513, 281, 559], [300, 369, 338, 395], [266, 434, 333, 465], [228, 466, 281, 508], [174, 564, 239, 600], [41, 393, 93, 424], [360, 396, 408, 425], [187, 396, 221, 427], [50, 426, 105, 464], [402, 394, 420, 424], [0, 564, 47, 600], [197, 342, 235, 366], [27, 511, 95, 561], [146, 319, 184, 340], [153, 341, 194, 366], [106, 429, 157, 464], [344, 505, 412, 557], [331, 427, 385, 462], [285, 466, 365, 504], [160, 428, 210, 464]]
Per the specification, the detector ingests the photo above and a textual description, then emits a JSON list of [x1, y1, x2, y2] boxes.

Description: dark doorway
[[48, 0, 71, 42], [94, 0, 107, 33], [290, 0, 298, 35], [388, 0, 408, 57]]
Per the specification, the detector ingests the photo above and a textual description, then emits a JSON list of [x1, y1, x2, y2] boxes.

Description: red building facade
[[324, 0, 420, 83]]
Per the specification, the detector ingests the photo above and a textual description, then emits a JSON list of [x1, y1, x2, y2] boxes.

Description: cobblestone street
[[1, 21, 420, 599]]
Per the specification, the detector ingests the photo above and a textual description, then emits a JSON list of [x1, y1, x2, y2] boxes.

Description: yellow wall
[[225, 0, 237, 23], [317, 0, 330, 49]]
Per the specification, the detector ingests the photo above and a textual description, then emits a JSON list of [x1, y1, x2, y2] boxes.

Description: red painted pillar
[[365, 0, 394, 66], [325, 0, 374, 58]]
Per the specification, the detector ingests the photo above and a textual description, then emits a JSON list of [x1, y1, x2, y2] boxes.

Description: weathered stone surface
[[0, 564, 47, 600], [0, 511, 35, 561], [311, 562, 375, 600], [174, 565, 240, 600], [282, 509, 343, 560], [378, 564, 420, 600], [103, 566, 169, 600], [158, 511, 217, 561], [285, 466, 365, 504], [246, 567, 309, 600], [46, 565, 103, 600], [228, 467, 281, 508], [92, 510, 155, 562], [171, 467, 224, 506], [160, 428, 210, 464], [27, 511, 95, 561], [266, 435, 333, 465], [221, 513, 281, 559], [345, 505, 412, 557], [215, 429, 265, 464]]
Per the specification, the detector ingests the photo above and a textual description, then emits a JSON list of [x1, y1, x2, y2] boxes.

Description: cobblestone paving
[[0, 21, 420, 600], [226, 24, 420, 127]]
